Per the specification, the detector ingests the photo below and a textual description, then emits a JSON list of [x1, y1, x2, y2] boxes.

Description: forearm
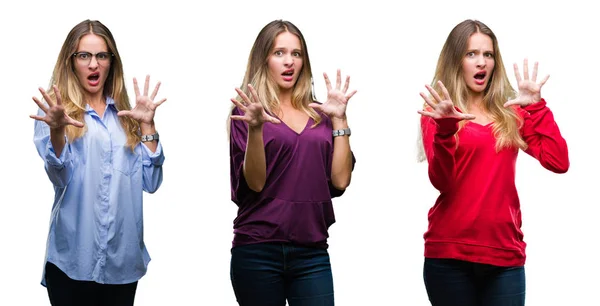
[[50, 127, 66, 158], [243, 125, 267, 192], [331, 118, 352, 190]]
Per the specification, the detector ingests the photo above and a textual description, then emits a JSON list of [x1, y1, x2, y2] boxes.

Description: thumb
[[309, 103, 322, 112], [117, 110, 131, 117], [69, 119, 85, 128]]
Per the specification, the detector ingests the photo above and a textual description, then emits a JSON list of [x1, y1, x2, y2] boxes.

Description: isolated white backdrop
[[1, 0, 597, 305]]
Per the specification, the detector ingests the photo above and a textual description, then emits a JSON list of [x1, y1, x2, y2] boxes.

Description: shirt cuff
[[142, 141, 165, 166], [523, 98, 547, 113], [45, 134, 70, 168]]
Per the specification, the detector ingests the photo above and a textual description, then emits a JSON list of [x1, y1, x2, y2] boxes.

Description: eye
[[466, 52, 475, 57], [484, 52, 494, 58], [77, 52, 91, 59], [292, 51, 301, 57], [97, 52, 110, 60], [274, 50, 283, 56]]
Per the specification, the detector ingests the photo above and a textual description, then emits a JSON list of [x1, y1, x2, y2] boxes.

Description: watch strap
[[332, 128, 351, 137], [141, 132, 159, 142]]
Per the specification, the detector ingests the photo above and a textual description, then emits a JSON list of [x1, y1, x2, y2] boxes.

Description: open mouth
[[88, 72, 100, 81], [282, 69, 294, 77], [474, 71, 486, 80]]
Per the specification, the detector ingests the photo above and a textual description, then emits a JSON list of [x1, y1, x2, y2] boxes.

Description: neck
[[278, 88, 293, 107], [86, 93, 106, 109], [467, 91, 485, 109]]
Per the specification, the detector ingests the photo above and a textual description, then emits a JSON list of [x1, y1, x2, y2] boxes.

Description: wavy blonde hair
[[47, 19, 140, 150], [227, 20, 319, 135], [417, 19, 526, 162]]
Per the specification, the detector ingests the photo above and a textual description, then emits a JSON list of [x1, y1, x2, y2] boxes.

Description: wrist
[[331, 117, 348, 130], [140, 121, 156, 134], [248, 124, 264, 133]]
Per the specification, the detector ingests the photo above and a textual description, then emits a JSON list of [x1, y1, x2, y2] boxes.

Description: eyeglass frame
[[71, 51, 115, 65]]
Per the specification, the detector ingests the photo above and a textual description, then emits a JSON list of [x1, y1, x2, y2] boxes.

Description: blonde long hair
[[47, 19, 140, 150], [227, 20, 320, 135], [417, 19, 526, 162]]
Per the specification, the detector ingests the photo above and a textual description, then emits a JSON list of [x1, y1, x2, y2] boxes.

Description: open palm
[[230, 84, 280, 127], [30, 85, 84, 129], [418, 81, 475, 121], [309, 69, 357, 119], [118, 75, 166, 124], [504, 59, 549, 107]]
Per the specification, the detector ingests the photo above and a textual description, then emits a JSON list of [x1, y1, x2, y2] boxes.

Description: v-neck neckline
[[276, 115, 312, 136]]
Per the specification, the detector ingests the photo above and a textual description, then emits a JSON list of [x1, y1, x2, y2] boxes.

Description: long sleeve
[[229, 108, 252, 204], [519, 99, 569, 173], [33, 108, 74, 188], [421, 115, 462, 192], [141, 141, 164, 193]]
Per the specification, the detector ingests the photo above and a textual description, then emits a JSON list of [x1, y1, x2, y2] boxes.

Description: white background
[[1, 0, 598, 305]]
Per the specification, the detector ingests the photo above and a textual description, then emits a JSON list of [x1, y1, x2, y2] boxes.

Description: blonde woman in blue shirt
[[30, 19, 166, 306]]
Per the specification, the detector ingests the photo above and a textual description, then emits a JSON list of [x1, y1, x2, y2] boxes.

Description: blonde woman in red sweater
[[417, 19, 569, 306]]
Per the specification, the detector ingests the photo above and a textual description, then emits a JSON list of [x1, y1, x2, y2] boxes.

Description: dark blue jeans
[[423, 258, 525, 306], [230, 243, 334, 306]]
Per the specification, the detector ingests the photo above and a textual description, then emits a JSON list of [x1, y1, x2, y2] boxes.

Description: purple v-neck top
[[229, 106, 355, 249]]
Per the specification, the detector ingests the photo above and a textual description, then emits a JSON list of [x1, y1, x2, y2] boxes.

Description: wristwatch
[[332, 128, 351, 137], [141, 132, 159, 142]]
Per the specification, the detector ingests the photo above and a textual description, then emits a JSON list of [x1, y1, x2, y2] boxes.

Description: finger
[[68, 118, 85, 128], [32, 96, 49, 113], [513, 63, 522, 83], [438, 82, 452, 102], [266, 115, 281, 124], [308, 102, 323, 112], [346, 89, 357, 100], [39, 87, 54, 107], [420, 92, 437, 109], [133, 77, 141, 97], [117, 110, 132, 117], [247, 84, 261, 104], [53, 85, 63, 106], [30, 115, 46, 121], [503, 99, 519, 107], [230, 115, 246, 121], [342, 75, 350, 93], [230, 98, 247, 110], [531, 61, 538, 82], [538, 74, 550, 87], [144, 75, 150, 97], [460, 113, 476, 120], [323, 72, 332, 91], [335, 69, 341, 90], [417, 110, 437, 118], [426, 84, 443, 103], [150, 81, 161, 100], [154, 98, 167, 108], [235, 87, 252, 105], [523, 58, 529, 81]]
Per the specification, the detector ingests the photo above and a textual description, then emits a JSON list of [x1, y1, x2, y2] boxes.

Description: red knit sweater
[[421, 99, 569, 267]]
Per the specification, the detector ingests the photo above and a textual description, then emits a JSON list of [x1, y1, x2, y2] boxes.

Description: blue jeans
[[423, 258, 526, 306], [230, 243, 334, 306]]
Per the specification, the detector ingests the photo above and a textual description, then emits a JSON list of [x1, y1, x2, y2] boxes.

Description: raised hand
[[418, 81, 475, 121], [117, 75, 166, 124], [230, 84, 281, 127], [504, 59, 549, 107], [30, 85, 84, 129], [309, 69, 357, 119]]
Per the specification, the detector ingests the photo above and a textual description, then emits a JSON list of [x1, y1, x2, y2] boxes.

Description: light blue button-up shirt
[[33, 97, 164, 285]]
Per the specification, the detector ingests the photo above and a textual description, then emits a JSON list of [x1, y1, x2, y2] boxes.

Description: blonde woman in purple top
[[228, 19, 357, 306]]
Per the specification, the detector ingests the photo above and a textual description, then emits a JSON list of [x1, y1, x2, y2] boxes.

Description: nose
[[88, 56, 99, 69], [283, 54, 294, 66], [476, 54, 486, 68]]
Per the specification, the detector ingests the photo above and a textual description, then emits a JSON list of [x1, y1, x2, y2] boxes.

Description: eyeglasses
[[72, 52, 114, 65]]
